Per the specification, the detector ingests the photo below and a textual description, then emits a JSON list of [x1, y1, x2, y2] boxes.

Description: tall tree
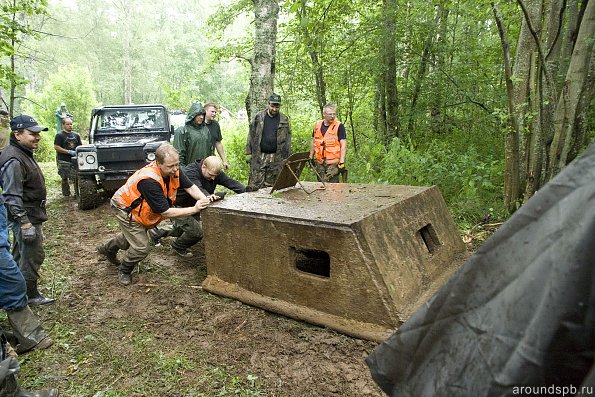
[[0, 0, 47, 114], [547, 0, 594, 178], [382, 0, 399, 143], [296, 0, 326, 112], [496, 0, 594, 212], [246, 0, 279, 121]]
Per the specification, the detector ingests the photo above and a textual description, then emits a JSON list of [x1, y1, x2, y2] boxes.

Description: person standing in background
[[309, 103, 347, 183], [204, 103, 229, 170], [54, 102, 72, 134], [245, 94, 291, 190], [53, 117, 82, 197]]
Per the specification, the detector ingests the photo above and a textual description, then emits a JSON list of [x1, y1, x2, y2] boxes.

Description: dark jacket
[[245, 109, 291, 170], [0, 139, 48, 224], [175, 159, 245, 207]]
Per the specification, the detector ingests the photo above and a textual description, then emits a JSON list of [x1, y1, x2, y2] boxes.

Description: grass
[[12, 162, 493, 396]]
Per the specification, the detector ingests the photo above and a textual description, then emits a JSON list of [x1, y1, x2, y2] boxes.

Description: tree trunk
[[501, 0, 594, 209], [430, 4, 449, 134], [246, 0, 279, 122], [407, 11, 440, 137], [123, 26, 132, 104], [8, 1, 17, 116], [376, 76, 387, 141], [382, 0, 399, 143], [299, 0, 326, 113], [559, 0, 580, 77], [492, 2, 521, 213], [345, 67, 358, 152], [548, 0, 595, 177]]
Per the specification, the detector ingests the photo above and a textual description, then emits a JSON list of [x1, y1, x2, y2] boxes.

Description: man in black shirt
[[170, 156, 245, 257], [97, 143, 212, 285], [204, 103, 229, 170], [53, 117, 82, 196]]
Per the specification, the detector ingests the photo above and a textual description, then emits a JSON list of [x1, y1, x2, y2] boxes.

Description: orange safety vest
[[113, 162, 180, 228], [313, 119, 342, 164]]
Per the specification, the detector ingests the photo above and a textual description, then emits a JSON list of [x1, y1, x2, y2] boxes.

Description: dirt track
[[24, 187, 385, 396]]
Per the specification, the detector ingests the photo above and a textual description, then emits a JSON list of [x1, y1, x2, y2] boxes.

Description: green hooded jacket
[[173, 102, 214, 166]]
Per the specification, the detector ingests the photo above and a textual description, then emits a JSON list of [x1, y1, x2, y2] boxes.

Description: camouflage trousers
[[57, 160, 78, 197], [315, 163, 340, 183], [248, 153, 284, 190], [170, 214, 203, 251]]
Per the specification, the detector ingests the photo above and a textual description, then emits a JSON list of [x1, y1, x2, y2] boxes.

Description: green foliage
[[219, 118, 250, 183], [24, 65, 97, 162], [347, 137, 504, 226], [0, 0, 47, 105]]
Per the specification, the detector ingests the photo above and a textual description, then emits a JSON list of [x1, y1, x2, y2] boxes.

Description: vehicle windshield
[[96, 108, 166, 132]]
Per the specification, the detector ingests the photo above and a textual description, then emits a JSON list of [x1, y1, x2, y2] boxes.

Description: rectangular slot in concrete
[[292, 247, 330, 278], [419, 223, 440, 254]]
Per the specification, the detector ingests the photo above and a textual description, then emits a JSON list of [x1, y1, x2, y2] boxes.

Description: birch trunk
[[246, 0, 279, 122], [548, 0, 595, 177]]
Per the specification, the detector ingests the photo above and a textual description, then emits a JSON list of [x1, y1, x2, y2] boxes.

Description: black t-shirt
[[137, 169, 192, 214], [54, 131, 82, 162], [260, 113, 280, 153], [176, 159, 246, 207], [205, 120, 222, 142]]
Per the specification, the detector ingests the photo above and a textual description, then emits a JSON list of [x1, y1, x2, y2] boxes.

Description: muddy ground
[[14, 181, 391, 396], [11, 169, 483, 396]]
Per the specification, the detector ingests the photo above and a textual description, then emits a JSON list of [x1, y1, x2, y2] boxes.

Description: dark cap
[[268, 94, 282, 105], [10, 115, 48, 132]]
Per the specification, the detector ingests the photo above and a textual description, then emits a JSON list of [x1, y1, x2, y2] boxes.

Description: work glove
[[309, 158, 317, 168], [68, 150, 76, 157], [22, 226, 36, 241], [245, 154, 251, 164], [338, 162, 346, 172]]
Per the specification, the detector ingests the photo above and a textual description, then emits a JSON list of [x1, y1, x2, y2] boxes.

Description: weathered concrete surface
[[202, 182, 465, 341]]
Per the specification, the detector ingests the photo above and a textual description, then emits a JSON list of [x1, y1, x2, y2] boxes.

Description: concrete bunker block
[[202, 182, 465, 342]]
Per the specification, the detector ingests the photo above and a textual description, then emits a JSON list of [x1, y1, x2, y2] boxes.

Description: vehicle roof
[[92, 104, 167, 111]]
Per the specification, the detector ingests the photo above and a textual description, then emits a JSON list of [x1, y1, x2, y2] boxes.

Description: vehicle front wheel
[[78, 176, 98, 210]]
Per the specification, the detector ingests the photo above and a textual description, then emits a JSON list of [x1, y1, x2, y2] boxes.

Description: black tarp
[[366, 144, 595, 397]]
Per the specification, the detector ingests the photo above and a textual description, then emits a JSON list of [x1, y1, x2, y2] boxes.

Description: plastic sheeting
[[366, 144, 595, 397]]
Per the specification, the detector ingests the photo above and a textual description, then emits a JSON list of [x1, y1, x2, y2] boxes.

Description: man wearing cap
[[245, 93, 292, 190], [55, 102, 72, 135], [309, 103, 347, 183], [0, 115, 55, 305], [173, 102, 213, 167]]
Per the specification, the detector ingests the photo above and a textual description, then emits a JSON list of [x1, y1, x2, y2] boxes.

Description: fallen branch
[[136, 283, 203, 289]]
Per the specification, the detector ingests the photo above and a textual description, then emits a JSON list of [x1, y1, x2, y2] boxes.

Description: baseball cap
[[268, 94, 282, 105], [10, 115, 49, 132]]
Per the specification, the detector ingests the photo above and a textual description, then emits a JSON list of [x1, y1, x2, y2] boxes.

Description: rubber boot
[[118, 261, 137, 286], [60, 178, 70, 197], [6, 307, 53, 354], [25, 280, 55, 306], [97, 243, 120, 267], [0, 358, 59, 396]]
